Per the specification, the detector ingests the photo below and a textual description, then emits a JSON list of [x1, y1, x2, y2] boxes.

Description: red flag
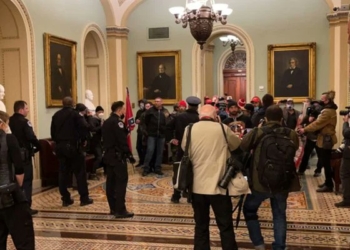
[[125, 87, 135, 152]]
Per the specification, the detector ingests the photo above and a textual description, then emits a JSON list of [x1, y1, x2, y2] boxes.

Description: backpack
[[256, 126, 296, 193]]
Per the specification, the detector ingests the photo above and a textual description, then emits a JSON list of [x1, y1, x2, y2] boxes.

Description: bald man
[[181, 104, 241, 250]]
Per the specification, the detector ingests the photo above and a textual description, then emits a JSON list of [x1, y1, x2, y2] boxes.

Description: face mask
[[140, 103, 145, 110], [98, 113, 104, 119], [287, 104, 294, 109], [254, 107, 259, 112]]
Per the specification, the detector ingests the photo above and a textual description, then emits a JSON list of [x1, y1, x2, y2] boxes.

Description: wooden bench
[[39, 138, 95, 187]]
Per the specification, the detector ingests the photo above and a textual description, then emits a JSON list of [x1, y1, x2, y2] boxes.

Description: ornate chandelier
[[169, 0, 232, 50], [220, 35, 243, 54]]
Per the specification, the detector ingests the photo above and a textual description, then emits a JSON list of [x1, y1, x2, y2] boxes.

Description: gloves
[[128, 155, 136, 164]]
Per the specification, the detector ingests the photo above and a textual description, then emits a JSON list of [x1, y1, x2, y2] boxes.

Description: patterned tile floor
[[7, 165, 350, 249]]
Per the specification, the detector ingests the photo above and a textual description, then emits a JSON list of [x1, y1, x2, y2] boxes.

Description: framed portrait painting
[[137, 50, 181, 105], [44, 33, 77, 107], [268, 43, 316, 103]]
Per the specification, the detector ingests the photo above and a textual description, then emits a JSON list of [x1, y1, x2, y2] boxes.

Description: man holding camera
[[181, 104, 241, 250], [102, 101, 136, 218], [298, 91, 338, 192], [335, 113, 350, 207]]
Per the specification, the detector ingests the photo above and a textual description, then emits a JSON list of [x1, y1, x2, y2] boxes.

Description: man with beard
[[223, 101, 252, 130]]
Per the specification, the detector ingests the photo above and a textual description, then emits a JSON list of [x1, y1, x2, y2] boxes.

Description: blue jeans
[[143, 136, 165, 172], [243, 190, 289, 250]]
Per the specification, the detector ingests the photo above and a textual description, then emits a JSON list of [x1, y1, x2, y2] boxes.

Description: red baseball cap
[[178, 100, 187, 107]]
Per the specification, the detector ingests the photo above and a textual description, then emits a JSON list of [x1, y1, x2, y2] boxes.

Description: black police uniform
[[102, 113, 134, 217], [51, 107, 92, 206], [0, 131, 34, 249], [166, 96, 201, 202], [87, 116, 103, 175], [9, 113, 41, 208]]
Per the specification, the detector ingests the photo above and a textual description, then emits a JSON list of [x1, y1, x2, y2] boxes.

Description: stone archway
[[81, 24, 109, 111], [192, 24, 254, 100], [0, 0, 37, 185]]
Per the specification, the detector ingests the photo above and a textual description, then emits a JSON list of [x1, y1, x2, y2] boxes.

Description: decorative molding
[[81, 23, 110, 113], [194, 24, 254, 99], [118, 0, 127, 6], [327, 11, 349, 25], [106, 26, 129, 38], [0, 0, 20, 39], [224, 50, 246, 70]]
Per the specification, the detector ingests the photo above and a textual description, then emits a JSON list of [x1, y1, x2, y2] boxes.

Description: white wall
[[22, 0, 107, 138]]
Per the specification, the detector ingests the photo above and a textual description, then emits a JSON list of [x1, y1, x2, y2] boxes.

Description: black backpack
[[256, 126, 296, 193]]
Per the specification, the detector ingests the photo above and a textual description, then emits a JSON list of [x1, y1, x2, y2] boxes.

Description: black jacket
[[223, 112, 253, 128], [251, 107, 268, 127], [343, 122, 350, 159], [87, 116, 103, 147], [9, 113, 41, 153], [166, 109, 199, 143], [102, 114, 130, 165], [144, 107, 167, 138], [51, 107, 89, 144], [135, 109, 145, 133]]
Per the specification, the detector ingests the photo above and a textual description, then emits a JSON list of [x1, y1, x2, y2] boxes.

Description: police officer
[[9, 100, 41, 215], [0, 111, 35, 249], [102, 101, 136, 218], [51, 97, 93, 207], [166, 96, 201, 203]]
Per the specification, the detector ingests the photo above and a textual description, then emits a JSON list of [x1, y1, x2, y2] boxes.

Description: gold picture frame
[[268, 43, 316, 103], [137, 50, 181, 105], [44, 33, 77, 107]]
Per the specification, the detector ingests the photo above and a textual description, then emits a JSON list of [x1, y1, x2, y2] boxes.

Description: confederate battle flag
[[124, 87, 135, 152]]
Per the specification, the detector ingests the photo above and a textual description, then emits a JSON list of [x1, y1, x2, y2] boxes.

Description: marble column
[[106, 26, 129, 101], [327, 11, 349, 147]]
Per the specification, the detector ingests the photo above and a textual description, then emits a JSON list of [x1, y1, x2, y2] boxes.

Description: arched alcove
[[192, 24, 254, 100], [0, 0, 37, 184], [81, 24, 109, 111]]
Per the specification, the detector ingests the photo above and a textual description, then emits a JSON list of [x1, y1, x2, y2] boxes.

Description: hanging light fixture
[[169, 0, 232, 50], [220, 35, 243, 54]]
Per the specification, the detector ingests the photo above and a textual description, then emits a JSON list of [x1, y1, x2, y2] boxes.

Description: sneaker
[[316, 186, 333, 193], [335, 201, 350, 208], [154, 170, 164, 176], [62, 199, 74, 207], [30, 209, 38, 215], [313, 172, 321, 177], [171, 196, 180, 204], [114, 211, 134, 218], [318, 183, 326, 188], [80, 198, 94, 206]]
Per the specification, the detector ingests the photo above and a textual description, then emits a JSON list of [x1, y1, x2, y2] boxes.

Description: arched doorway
[[81, 25, 109, 111], [0, 0, 38, 185], [192, 24, 254, 100], [222, 50, 247, 101]]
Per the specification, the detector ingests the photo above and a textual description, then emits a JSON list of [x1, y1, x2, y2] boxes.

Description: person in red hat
[[178, 100, 187, 113], [238, 98, 246, 109], [251, 96, 262, 113]]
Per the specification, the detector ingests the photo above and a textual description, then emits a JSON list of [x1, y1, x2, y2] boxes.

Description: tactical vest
[[0, 131, 12, 186]]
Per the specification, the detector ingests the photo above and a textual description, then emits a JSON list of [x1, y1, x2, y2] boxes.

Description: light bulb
[[169, 6, 185, 15], [222, 8, 232, 15], [220, 37, 229, 42]]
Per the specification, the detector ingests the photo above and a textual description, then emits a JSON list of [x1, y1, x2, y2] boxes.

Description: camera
[[219, 157, 243, 189], [339, 106, 350, 116]]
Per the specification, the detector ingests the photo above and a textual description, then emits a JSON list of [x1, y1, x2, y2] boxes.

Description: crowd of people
[[0, 90, 349, 249]]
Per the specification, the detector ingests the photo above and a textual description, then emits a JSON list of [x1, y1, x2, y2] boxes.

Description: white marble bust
[[0, 84, 6, 112], [84, 89, 96, 115]]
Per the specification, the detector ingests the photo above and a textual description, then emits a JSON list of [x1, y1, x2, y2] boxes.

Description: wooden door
[[223, 69, 246, 101]]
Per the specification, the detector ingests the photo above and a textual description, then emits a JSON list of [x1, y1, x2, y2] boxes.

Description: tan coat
[[304, 104, 338, 148], [181, 120, 241, 195]]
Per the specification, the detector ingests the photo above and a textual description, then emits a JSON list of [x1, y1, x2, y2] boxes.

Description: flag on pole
[[125, 87, 135, 152]]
